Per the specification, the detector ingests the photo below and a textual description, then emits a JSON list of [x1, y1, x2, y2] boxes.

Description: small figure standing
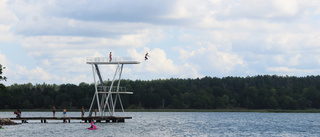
[[145, 52, 149, 60], [81, 106, 85, 117], [63, 108, 67, 117], [18, 109, 21, 117], [53, 106, 56, 117], [95, 108, 97, 117], [109, 52, 112, 62]]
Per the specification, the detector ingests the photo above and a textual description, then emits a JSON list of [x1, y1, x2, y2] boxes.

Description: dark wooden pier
[[9, 116, 132, 123]]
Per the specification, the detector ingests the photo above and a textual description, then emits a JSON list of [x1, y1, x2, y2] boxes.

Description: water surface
[[1, 112, 319, 136]]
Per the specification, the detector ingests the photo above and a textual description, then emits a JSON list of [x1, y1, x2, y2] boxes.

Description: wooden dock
[[8, 116, 132, 123]]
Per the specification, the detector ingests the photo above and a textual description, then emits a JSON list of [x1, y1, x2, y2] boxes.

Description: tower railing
[[86, 57, 137, 63], [97, 86, 127, 92]]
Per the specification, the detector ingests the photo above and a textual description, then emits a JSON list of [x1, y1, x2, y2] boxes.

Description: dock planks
[[8, 116, 132, 123]]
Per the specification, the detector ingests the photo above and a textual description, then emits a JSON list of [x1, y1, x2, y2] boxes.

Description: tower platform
[[86, 57, 140, 64]]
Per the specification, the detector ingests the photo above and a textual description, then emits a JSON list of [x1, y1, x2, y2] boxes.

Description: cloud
[[265, 66, 320, 76], [46, 0, 174, 22], [3, 59, 93, 85], [15, 27, 167, 83], [0, 0, 18, 24], [0, 51, 6, 66], [3, 0, 320, 85], [161, 0, 195, 19], [8, 0, 177, 26], [214, 0, 301, 20], [272, 0, 299, 17], [0, 0, 18, 42], [127, 48, 179, 77], [20, 26, 165, 56], [122, 47, 202, 79], [6, 65, 58, 83], [14, 17, 164, 37], [177, 42, 245, 76]]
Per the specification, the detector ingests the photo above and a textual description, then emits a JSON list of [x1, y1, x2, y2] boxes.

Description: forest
[[1, 75, 320, 110]]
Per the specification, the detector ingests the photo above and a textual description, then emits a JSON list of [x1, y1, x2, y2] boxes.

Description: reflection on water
[[1, 112, 320, 136]]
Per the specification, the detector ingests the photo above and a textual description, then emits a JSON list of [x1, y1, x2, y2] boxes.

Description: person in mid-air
[[109, 52, 112, 62], [145, 52, 149, 60]]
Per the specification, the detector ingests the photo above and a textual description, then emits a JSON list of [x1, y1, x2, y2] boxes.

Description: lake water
[[1, 112, 320, 136]]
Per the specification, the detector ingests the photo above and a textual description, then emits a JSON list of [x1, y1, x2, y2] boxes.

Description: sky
[[1, 0, 320, 86]]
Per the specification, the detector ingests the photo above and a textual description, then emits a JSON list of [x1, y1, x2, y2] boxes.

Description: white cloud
[[14, 25, 167, 83], [180, 63, 202, 78], [267, 67, 298, 73], [266, 67, 319, 76], [0, 51, 6, 66], [288, 54, 302, 66], [215, 0, 302, 20], [0, 0, 18, 42], [0, 0, 18, 24], [272, 0, 299, 17], [7, 65, 59, 83], [20, 27, 165, 51], [273, 54, 302, 67], [161, 0, 194, 19], [3, 0, 320, 85], [3, 61, 93, 85], [177, 42, 245, 76], [128, 48, 179, 74]]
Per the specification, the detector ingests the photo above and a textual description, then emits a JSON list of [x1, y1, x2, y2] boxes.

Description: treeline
[[1, 75, 320, 110]]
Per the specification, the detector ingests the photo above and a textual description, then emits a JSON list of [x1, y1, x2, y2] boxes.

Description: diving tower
[[86, 57, 140, 117]]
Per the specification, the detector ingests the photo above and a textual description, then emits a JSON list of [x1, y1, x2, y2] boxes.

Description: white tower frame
[[86, 57, 140, 116]]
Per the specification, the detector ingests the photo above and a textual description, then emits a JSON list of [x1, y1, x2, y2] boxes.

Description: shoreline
[[1, 109, 320, 113]]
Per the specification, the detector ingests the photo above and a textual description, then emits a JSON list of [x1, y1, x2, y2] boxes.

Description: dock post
[[118, 119, 124, 122], [41, 119, 47, 123]]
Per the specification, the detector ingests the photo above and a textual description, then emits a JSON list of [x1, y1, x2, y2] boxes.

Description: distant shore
[[1, 109, 320, 113]]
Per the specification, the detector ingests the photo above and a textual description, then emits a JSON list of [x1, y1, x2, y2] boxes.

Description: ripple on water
[[1, 112, 320, 136]]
